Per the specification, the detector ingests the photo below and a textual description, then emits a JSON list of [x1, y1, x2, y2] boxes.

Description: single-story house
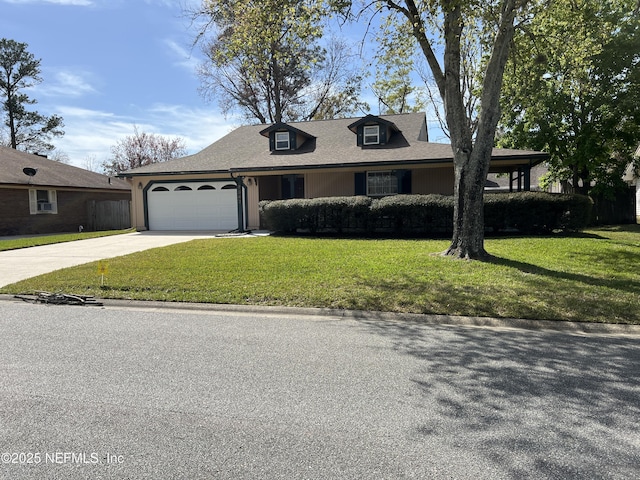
[[0, 146, 132, 235], [120, 112, 548, 232]]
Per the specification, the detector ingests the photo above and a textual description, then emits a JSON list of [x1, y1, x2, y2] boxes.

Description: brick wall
[[0, 188, 130, 236]]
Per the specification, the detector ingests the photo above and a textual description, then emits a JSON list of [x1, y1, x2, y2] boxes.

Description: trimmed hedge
[[260, 196, 372, 234], [259, 192, 592, 236]]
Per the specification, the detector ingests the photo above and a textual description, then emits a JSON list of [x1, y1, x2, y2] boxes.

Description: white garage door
[[147, 181, 239, 231]]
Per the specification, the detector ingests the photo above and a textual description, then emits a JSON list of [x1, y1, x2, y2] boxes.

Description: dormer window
[[275, 131, 290, 150], [348, 115, 400, 147], [260, 122, 315, 152], [363, 125, 380, 145]]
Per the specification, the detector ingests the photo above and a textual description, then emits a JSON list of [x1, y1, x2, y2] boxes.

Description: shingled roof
[[0, 146, 130, 191], [121, 112, 548, 176]]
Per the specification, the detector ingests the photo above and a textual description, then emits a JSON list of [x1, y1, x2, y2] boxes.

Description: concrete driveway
[[0, 231, 254, 287]]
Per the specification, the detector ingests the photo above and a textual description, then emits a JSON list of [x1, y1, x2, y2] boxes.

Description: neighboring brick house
[[0, 146, 131, 235], [121, 112, 548, 232]]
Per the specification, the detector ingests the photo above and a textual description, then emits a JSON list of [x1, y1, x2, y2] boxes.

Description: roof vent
[[23, 167, 37, 184]]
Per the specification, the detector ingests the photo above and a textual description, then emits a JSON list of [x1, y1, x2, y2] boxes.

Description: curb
[[2, 294, 639, 336]]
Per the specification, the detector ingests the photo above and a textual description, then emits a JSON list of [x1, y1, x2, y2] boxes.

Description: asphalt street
[[0, 299, 639, 479]]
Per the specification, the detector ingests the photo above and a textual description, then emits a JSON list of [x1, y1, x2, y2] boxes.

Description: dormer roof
[[259, 122, 316, 152], [347, 114, 401, 134], [258, 122, 314, 140]]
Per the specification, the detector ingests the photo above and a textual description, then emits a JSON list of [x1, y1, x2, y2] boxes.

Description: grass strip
[[1, 226, 638, 324]]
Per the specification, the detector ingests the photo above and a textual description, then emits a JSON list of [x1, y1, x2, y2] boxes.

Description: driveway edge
[[2, 294, 638, 336]]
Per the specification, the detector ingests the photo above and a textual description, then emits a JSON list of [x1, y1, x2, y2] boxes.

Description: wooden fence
[[87, 200, 131, 231], [590, 187, 636, 225]]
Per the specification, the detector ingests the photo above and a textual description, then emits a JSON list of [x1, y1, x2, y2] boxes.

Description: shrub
[[485, 192, 592, 234], [370, 195, 453, 234], [260, 196, 372, 233], [260, 192, 592, 236]]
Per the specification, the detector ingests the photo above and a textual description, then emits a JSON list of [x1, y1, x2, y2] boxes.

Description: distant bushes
[[259, 192, 592, 236], [484, 192, 593, 234]]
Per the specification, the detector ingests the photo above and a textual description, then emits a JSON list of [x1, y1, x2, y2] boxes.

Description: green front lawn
[[0, 229, 134, 252], [2, 225, 639, 324]]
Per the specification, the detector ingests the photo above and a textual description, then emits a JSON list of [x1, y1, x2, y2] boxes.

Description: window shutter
[[379, 126, 387, 145], [356, 126, 363, 146], [354, 172, 366, 195], [397, 170, 412, 194], [28, 189, 37, 215], [269, 133, 275, 151], [289, 131, 297, 150], [49, 190, 58, 214]]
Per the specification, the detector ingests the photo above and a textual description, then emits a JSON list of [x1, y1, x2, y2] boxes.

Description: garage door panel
[[147, 182, 239, 231]]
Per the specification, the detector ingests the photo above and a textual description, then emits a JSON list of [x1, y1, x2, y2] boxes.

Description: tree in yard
[[498, 0, 640, 197], [0, 38, 64, 154], [103, 127, 188, 175], [350, 0, 533, 258], [371, 14, 426, 115], [191, 0, 365, 124], [194, 0, 535, 258]]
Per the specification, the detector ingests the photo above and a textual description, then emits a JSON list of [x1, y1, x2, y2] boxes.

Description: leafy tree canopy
[[371, 14, 427, 115], [192, 0, 365, 123], [498, 0, 640, 196]]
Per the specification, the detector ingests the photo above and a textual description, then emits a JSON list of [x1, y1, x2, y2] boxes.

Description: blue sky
[[1, 0, 442, 169], [1, 0, 234, 168]]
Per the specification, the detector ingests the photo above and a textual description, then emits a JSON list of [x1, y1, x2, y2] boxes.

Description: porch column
[[523, 166, 531, 191]]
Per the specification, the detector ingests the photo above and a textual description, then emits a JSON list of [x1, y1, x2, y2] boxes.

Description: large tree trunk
[[440, 0, 518, 260], [445, 149, 491, 259], [387, 0, 521, 259]]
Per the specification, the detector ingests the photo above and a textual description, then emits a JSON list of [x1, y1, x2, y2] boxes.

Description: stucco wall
[[412, 167, 454, 195], [306, 171, 354, 198]]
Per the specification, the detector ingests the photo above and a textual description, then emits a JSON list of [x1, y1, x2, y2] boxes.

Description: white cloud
[[38, 70, 99, 98], [52, 107, 136, 165], [144, 103, 238, 153], [52, 104, 236, 168], [164, 39, 200, 73]]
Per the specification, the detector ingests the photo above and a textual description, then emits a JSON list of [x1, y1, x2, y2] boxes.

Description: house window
[[367, 171, 397, 196], [29, 189, 58, 214], [275, 132, 290, 150], [363, 125, 380, 145], [282, 174, 304, 199]]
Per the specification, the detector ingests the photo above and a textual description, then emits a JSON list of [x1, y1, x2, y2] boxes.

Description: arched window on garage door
[[197, 185, 216, 190], [151, 186, 169, 191], [221, 184, 237, 189], [175, 186, 193, 191]]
